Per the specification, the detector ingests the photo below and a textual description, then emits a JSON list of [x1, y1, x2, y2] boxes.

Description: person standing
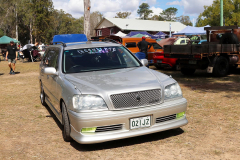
[[137, 36, 152, 59], [5, 41, 18, 75]]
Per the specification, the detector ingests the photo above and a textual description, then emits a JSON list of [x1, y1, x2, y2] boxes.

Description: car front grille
[[110, 89, 161, 109], [95, 124, 123, 132], [156, 114, 176, 123]]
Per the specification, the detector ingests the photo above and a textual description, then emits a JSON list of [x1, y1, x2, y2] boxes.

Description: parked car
[[153, 51, 178, 69], [39, 37, 188, 144], [198, 40, 207, 44], [174, 38, 190, 45], [153, 38, 178, 69], [120, 37, 164, 65]]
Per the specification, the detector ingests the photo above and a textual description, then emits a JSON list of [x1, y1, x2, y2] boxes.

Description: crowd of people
[[1, 41, 43, 75]]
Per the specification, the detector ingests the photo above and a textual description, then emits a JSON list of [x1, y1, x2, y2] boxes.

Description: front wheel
[[62, 102, 73, 142], [213, 56, 229, 77], [180, 68, 196, 75]]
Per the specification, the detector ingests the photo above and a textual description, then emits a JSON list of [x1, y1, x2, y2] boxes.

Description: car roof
[[49, 41, 122, 50]]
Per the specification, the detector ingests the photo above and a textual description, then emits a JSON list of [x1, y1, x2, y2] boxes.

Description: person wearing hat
[[5, 41, 18, 75], [137, 36, 152, 59]]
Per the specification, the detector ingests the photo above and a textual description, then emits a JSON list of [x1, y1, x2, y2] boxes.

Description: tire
[[62, 102, 73, 142], [174, 64, 181, 71], [213, 56, 229, 77], [40, 83, 47, 106], [180, 68, 196, 75], [154, 64, 163, 70]]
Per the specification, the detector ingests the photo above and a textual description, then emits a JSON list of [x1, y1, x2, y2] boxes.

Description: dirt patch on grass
[[0, 61, 239, 159]]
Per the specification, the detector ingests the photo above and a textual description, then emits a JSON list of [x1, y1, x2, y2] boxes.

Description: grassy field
[[0, 60, 239, 160]]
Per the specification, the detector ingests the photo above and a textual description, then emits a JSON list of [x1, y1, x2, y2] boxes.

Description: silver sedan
[[39, 42, 187, 144]]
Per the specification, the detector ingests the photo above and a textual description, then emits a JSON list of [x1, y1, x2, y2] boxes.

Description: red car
[[153, 52, 178, 69], [153, 38, 178, 70]]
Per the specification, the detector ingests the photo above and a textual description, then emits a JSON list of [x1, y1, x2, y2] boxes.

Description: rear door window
[[152, 43, 162, 49]]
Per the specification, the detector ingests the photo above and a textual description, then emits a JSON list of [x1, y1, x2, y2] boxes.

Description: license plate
[[157, 60, 162, 63], [189, 60, 197, 64], [130, 116, 151, 129]]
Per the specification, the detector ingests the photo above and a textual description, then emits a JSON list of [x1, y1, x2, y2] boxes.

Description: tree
[[137, 3, 153, 20], [0, 0, 16, 38], [177, 15, 193, 26], [114, 12, 131, 18], [0, 0, 85, 44], [0, 29, 4, 37], [160, 7, 178, 21], [149, 15, 160, 21], [196, 0, 240, 27]]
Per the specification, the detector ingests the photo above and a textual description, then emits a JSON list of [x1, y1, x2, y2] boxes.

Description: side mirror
[[140, 59, 148, 66], [43, 67, 58, 75]]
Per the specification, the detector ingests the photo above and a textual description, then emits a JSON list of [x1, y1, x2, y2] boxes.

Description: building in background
[[94, 18, 186, 37]]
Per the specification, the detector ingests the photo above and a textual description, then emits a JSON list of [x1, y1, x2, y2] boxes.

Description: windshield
[[62, 46, 141, 73], [152, 43, 162, 49]]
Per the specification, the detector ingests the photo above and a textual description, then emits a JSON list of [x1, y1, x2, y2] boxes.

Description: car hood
[[64, 67, 171, 95]]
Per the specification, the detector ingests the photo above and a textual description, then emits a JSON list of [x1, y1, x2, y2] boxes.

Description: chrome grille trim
[[95, 124, 123, 132], [156, 114, 176, 123], [110, 89, 161, 109]]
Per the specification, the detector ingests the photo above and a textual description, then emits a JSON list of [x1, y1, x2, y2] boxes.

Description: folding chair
[[31, 50, 41, 62]]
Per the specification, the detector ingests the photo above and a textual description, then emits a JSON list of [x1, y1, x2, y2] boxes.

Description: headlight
[[72, 95, 108, 111], [164, 83, 182, 100]]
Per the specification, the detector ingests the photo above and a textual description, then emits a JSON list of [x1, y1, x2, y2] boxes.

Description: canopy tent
[[131, 34, 150, 38], [154, 31, 167, 39], [126, 31, 158, 39], [172, 26, 207, 35], [113, 31, 127, 37], [0, 36, 19, 44]]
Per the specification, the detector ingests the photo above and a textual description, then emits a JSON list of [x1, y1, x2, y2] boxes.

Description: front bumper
[[68, 98, 188, 144]]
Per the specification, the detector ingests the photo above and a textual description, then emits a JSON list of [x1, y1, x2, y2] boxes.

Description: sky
[[52, 0, 214, 25]]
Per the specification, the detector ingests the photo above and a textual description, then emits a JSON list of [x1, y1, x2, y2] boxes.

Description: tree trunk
[[84, 0, 91, 40], [30, 21, 33, 44], [15, 4, 18, 41]]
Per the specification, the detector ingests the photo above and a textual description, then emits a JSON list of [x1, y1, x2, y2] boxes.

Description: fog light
[[81, 127, 97, 133], [176, 112, 185, 119]]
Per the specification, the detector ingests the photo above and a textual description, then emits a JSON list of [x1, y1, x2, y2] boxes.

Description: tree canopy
[[137, 3, 153, 20], [177, 15, 193, 26], [160, 7, 178, 21], [114, 12, 131, 18], [196, 0, 240, 27]]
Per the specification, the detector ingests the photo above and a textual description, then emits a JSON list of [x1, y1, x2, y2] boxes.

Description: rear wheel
[[40, 83, 47, 106], [213, 56, 229, 77], [62, 102, 73, 142], [180, 68, 196, 75]]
